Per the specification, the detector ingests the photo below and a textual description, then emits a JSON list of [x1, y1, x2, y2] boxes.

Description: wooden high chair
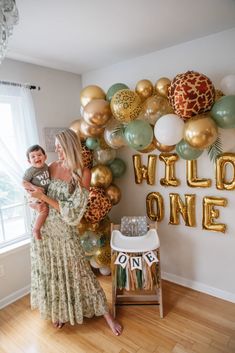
[[110, 221, 163, 319]]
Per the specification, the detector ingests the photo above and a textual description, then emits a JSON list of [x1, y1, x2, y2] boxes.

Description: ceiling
[[6, 0, 235, 74]]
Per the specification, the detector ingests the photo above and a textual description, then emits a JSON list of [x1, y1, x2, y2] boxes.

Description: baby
[[23, 144, 50, 240]]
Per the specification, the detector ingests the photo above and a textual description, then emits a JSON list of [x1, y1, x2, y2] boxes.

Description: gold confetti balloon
[[94, 245, 111, 267], [135, 79, 154, 101], [80, 85, 106, 108], [111, 89, 142, 123]]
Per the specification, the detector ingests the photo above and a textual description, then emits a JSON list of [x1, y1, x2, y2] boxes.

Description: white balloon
[[220, 75, 235, 95], [99, 267, 111, 276], [90, 258, 101, 269], [154, 114, 184, 145], [219, 128, 235, 152]]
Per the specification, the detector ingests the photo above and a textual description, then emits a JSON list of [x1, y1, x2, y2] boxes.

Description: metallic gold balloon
[[159, 153, 180, 186], [80, 119, 105, 138], [69, 119, 86, 141], [140, 95, 174, 125], [135, 79, 154, 101], [184, 113, 218, 149], [132, 154, 157, 185], [202, 196, 227, 233], [155, 77, 171, 98], [169, 193, 196, 227], [99, 135, 111, 150], [94, 245, 111, 267], [80, 85, 106, 107], [186, 160, 212, 188], [105, 184, 121, 205], [155, 138, 175, 152], [91, 165, 113, 188], [83, 99, 112, 127], [146, 192, 164, 222], [216, 153, 235, 190], [111, 89, 142, 123]]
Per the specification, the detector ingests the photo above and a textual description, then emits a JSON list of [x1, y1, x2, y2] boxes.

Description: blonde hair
[[55, 128, 83, 193]]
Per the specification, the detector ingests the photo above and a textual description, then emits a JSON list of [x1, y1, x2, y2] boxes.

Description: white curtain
[[0, 84, 39, 188]]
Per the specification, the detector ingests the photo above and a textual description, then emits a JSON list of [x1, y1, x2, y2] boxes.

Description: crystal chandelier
[[0, 0, 19, 63]]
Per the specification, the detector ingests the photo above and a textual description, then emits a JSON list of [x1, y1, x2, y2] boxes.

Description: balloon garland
[[69, 71, 235, 273]]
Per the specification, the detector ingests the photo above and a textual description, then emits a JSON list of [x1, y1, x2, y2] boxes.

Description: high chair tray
[[111, 229, 160, 253]]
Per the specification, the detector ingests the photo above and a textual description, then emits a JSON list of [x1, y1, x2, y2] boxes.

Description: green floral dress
[[31, 179, 109, 325]]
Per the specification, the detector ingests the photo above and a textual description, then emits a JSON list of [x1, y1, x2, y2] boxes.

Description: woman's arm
[[81, 167, 91, 190], [30, 189, 60, 211]]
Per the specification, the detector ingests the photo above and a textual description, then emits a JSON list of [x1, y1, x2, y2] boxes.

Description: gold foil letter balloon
[[184, 113, 218, 149], [159, 153, 180, 187], [83, 99, 112, 127], [110, 89, 142, 123], [80, 85, 106, 108], [202, 196, 227, 233], [132, 154, 157, 185], [169, 193, 196, 227], [146, 192, 164, 222], [135, 79, 154, 101], [216, 153, 235, 190], [186, 160, 211, 188], [90, 165, 113, 188]]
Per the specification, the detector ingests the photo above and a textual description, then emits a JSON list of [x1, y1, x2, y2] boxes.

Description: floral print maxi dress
[[30, 179, 109, 325]]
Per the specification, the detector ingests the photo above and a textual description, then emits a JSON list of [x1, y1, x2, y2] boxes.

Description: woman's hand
[[81, 168, 91, 190]]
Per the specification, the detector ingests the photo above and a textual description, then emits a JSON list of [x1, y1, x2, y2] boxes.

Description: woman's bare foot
[[104, 312, 122, 336], [53, 321, 65, 329]]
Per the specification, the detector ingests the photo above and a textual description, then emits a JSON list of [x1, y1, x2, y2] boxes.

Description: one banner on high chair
[[114, 250, 158, 270]]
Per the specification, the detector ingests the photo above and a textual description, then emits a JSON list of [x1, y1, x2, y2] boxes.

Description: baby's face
[[28, 149, 46, 168]]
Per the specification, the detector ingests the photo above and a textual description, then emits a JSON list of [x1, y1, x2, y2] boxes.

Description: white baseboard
[[0, 285, 30, 309], [162, 272, 235, 303]]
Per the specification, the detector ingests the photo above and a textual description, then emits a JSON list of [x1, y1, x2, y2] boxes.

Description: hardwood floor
[[0, 277, 235, 353]]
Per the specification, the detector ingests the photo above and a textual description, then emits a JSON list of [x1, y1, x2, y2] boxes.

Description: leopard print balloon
[[111, 89, 142, 123], [84, 187, 112, 224], [168, 71, 215, 120], [82, 143, 93, 169]]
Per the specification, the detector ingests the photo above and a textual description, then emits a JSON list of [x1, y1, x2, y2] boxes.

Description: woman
[[30, 128, 122, 335]]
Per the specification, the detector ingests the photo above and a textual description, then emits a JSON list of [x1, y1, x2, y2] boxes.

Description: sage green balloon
[[124, 120, 153, 151], [85, 137, 100, 150], [106, 83, 129, 102], [176, 139, 203, 160], [109, 158, 126, 178], [211, 95, 235, 128]]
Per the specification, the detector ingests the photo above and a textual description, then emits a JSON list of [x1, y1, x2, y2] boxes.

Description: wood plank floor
[[0, 277, 235, 353]]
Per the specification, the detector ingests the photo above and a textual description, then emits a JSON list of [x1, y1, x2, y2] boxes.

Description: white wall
[[0, 59, 81, 307], [82, 28, 235, 302]]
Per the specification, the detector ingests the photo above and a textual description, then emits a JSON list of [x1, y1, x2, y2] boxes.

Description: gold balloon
[[169, 193, 196, 227], [80, 119, 105, 138], [155, 77, 171, 98], [135, 79, 154, 101], [91, 165, 113, 188], [146, 192, 164, 222], [96, 216, 111, 236], [94, 245, 111, 267], [132, 154, 157, 185], [83, 99, 112, 127], [186, 160, 212, 188], [80, 85, 106, 107], [216, 153, 235, 190], [140, 95, 174, 125], [99, 135, 111, 150], [202, 196, 227, 233], [105, 184, 121, 205], [69, 119, 86, 141], [77, 217, 91, 235], [110, 89, 142, 123], [159, 153, 180, 186], [155, 138, 175, 152], [184, 113, 218, 149]]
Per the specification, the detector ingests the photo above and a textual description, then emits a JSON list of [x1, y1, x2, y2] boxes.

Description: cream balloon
[[154, 114, 184, 145], [220, 74, 235, 95], [94, 148, 117, 165]]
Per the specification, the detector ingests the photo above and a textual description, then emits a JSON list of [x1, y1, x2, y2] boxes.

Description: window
[[0, 84, 39, 248]]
